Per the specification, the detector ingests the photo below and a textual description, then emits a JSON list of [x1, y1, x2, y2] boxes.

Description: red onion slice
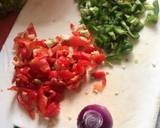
[[77, 104, 113, 128]]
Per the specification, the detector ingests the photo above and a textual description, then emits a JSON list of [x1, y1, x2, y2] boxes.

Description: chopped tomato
[[26, 23, 37, 36], [48, 71, 58, 79], [14, 37, 32, 60], [17, 88, 37, 119], [44, 102, 60, 117], [73, 63, 86, 75], [92, 71, 107, 86], [30, 57, 50, 74], [58, 70, 74, 81], [92, 53, 106, 64], [73, 51, 91, 60], [69, 36, 89, 48], [93, 82, 104, 93], [55, 56, 70, 70], [10, 24, 107, 120], [33, 48, 50, 58], [37, 86, 62, 118], [30, 40, 47, 50], [37, 86, 48, 115]]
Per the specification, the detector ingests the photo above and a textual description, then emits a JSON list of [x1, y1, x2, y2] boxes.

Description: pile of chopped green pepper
[[77, 0, 159, 61]]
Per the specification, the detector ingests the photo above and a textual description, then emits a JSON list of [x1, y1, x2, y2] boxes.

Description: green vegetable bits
[[145, 0, 159, 23], [77, 0, 159, 61]]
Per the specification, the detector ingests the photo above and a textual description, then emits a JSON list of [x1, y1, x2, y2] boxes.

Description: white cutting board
[[0, 0, 160, 128]]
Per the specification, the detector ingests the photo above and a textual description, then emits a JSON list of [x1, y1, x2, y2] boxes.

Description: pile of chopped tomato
[[9, 24, 107, 119]]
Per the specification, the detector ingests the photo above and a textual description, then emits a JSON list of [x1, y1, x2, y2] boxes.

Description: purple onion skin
[[77, 104, 113, 128]]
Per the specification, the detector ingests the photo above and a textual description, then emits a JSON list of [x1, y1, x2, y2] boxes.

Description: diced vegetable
[[9, 24, 107, 119], [93, 82, 104, 93], [77, 0, 159, 61], [92, 71, 106, 86], [145, 0, 159, 24]]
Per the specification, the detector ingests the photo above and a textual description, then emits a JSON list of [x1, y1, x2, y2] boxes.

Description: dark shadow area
[[156, 109, 160, 128]]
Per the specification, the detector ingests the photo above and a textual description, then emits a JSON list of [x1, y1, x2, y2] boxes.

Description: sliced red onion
[[77, 104, 113, 128]]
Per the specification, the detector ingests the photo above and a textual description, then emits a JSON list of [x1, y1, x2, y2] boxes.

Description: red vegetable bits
[[9, 24, 107, 119]]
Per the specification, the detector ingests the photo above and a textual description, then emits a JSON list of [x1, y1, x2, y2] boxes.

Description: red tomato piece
[[56, 45, 69, 57], [17, 88, 37, 119], [69, 36, 89, 48], [30, 57, 50, 74], [14, 37, 31, 48], [19, 47, 30, 60], [73, 51, 91, 60], [14, 37, 32, 59], [77, 59, 91, 67], [48, 71, 58, 79], [26, 23, 36, 35], [84, 46, 97, 53], [17, 93, 35, 119], [73, 63, 86, 75], [66, 75, 82, 90], [92, 53, 106, 64], [55, 56, 70, 70], [26, 23, 37, 39], [16, 73, 29, 83], [10, 24, 108, 120], [38, 88, 48, 115], [30, 40, 47, 50], [92, 71, 106, 86], [92, 71, 106, 79], [52, 92, 64, 102], [44, 102, 60, 118], [37, 86, 61, 117], [33, 48, 50, 58], [58, 70, 74, 81], [51, 45, 69, 57]]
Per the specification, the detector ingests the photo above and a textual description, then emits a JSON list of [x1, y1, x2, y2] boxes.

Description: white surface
[[0, 0, 160, 128]]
